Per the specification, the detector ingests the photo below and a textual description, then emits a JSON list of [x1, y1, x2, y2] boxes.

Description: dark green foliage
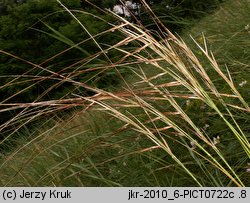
[[0, 0, 116, 103], [0, 0, 121, 127]]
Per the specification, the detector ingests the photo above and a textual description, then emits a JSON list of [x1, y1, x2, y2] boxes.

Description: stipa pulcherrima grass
[[79, 1, 250, 186], [0, 0, 249, 186]]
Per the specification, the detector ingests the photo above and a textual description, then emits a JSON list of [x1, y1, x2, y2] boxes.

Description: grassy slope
[[185, 0, 250, 95], [0, 0, 249, 186]]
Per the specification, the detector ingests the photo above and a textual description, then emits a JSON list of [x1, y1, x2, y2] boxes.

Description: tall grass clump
[[0, 0, 249, 186]]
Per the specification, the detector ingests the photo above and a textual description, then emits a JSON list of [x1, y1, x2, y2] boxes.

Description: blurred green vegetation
[[0, 0, 117, 103]]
